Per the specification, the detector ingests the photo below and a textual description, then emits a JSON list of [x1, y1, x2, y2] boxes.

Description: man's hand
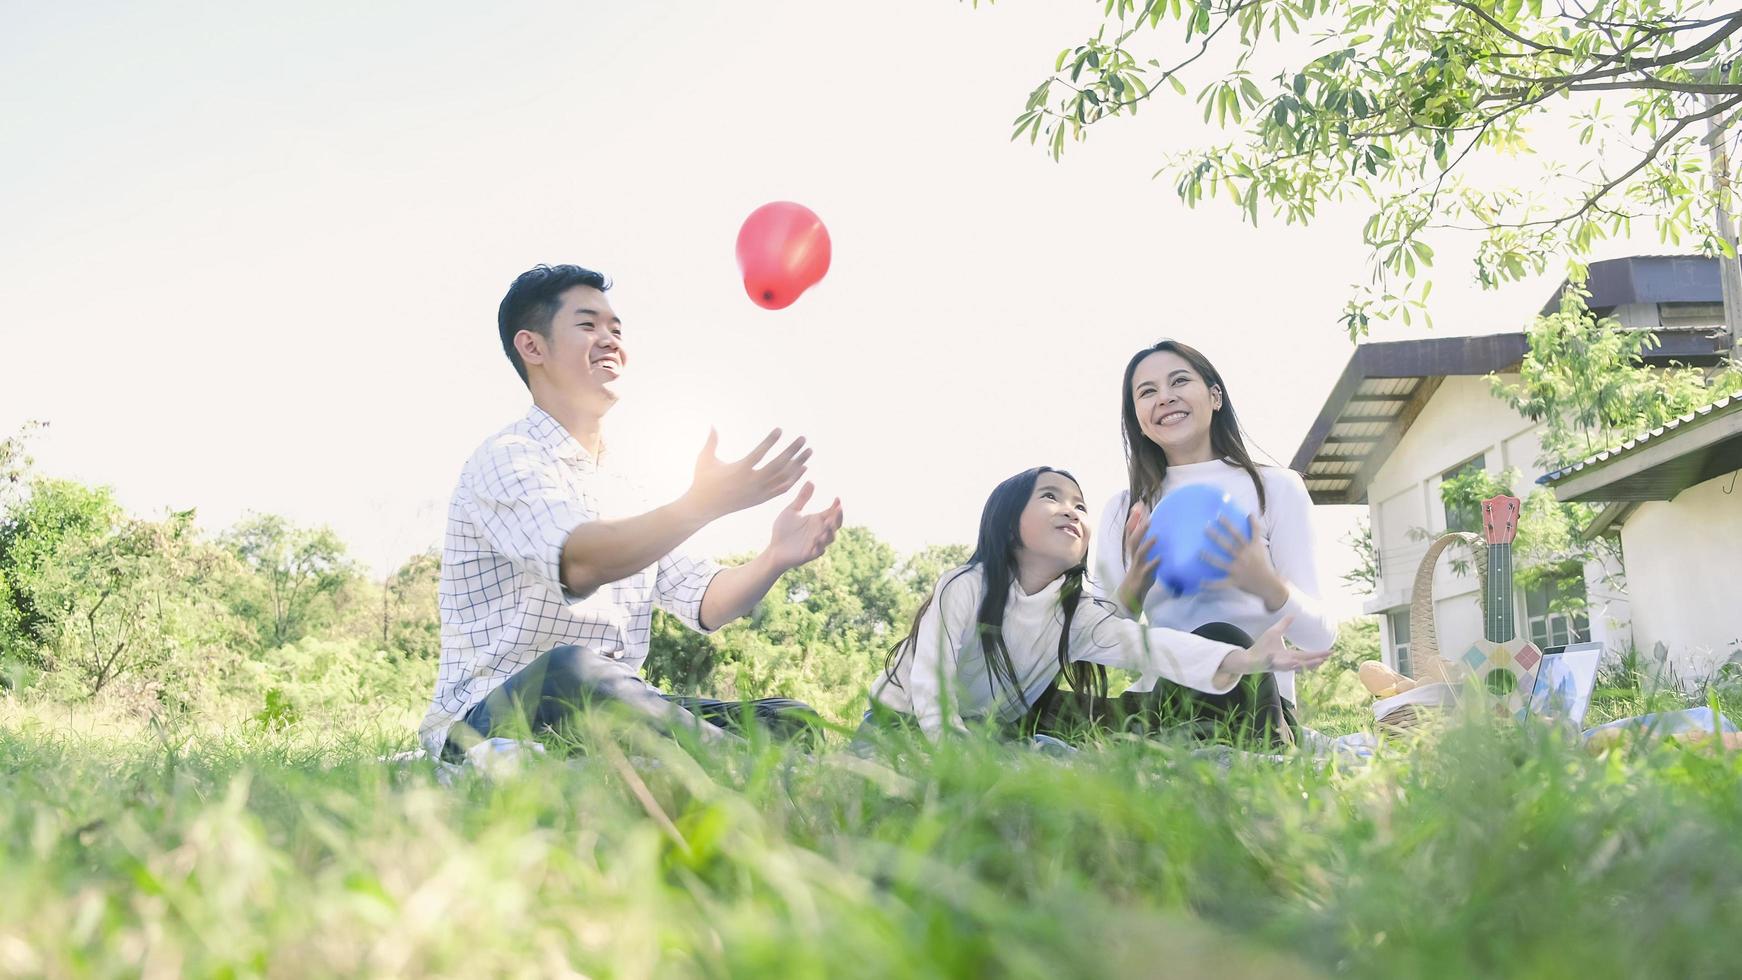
[[685, 428, 811, 522], [1214, 616, 1332, 687], [765, 482, 844, 572], [1116, 501, 1158, 613], [698, 482, 845, 630]]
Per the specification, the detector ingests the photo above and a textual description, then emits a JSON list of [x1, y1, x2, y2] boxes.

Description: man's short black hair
[[497, 264, 612, 385]]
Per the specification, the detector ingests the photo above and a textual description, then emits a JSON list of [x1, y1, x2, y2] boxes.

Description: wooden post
[[1703, 92, 1742, 355]]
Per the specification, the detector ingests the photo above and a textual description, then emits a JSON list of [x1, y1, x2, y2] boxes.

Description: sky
[[0, 0, 1654, 621]]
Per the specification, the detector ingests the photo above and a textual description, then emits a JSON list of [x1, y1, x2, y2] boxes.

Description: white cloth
[[1093, 460, 1337, 704], [418, 405, 722, 756], [869, 564, 1240, 739]]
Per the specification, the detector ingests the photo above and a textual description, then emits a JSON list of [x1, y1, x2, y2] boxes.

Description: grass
[[5, 681, 1742, 979]]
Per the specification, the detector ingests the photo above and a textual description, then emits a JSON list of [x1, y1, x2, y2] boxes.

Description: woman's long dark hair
[[1120, 340, 1268, 513], [884, 467, 1107, 708]]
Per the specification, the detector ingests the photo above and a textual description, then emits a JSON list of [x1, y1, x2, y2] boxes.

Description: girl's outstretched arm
[[1068, 599, 1243, 694], [1069, 603, 1331, 694]]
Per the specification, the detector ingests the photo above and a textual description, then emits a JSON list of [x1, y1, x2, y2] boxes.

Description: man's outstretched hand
[[686, 428, 812, 521], [766, 482, 844, 572], [697, 479, 845, 631]]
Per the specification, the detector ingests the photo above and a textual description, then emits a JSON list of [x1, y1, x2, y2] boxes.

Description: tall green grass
[[4, 695, 1742, 978]]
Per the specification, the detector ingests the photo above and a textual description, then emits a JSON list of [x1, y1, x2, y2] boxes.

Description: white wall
[[1619, 469, 1742, 679], [1366, 376, 1534, 664], [1584, 547, 1633, 661]]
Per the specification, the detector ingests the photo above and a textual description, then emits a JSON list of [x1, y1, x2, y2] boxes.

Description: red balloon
[[736, 201, 831, 310]]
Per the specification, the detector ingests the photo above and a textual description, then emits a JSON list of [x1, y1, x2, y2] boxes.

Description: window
[[1523, 564, 1591, 653], [1387, 607, 1412, 677], [1440, 455, 1487, 534], [1658, 302, 1727, 329]]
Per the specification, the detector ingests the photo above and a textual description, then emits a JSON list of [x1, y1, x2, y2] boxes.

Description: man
[[419, 264, 844, 759]]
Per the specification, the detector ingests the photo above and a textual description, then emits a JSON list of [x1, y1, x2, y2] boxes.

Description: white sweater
[[1093, 460, 1338, 704], [870, 564, 1241, 738]]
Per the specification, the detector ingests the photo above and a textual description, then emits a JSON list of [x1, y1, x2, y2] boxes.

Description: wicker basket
[[1375, 531, 1488, 734]]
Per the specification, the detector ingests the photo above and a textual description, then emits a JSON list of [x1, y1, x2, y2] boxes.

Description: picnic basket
[[1374, 531, 1487, 734]]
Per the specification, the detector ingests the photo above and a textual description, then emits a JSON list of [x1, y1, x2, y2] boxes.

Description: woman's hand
[[1116, 502, 1157, 613], [1202, 514, 1290, 611]]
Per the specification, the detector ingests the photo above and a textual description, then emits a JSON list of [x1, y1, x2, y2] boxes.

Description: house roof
[[1293, 255, 1732, 506], [1289, 334, 1527, 504], [1538, 254, 1722, 315], [1535, 395, 1742, 502]]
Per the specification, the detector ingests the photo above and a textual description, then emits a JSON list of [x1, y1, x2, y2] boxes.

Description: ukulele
[[1452, 494, 1543, 715]]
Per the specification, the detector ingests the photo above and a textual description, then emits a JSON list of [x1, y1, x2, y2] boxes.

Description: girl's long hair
[[1120, 340, 1268, 513], [884, 467, 1107, 709]]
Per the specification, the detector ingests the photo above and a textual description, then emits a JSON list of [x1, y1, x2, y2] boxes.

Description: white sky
[[0, 0, 1665, 621]]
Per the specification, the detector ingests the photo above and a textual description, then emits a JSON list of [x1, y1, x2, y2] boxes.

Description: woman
[[1094, 340, 1339, 732]]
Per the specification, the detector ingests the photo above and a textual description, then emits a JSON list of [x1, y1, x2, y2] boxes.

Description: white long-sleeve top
[[869, 564, 1242, 739], [1093, 460, 1338, 704]]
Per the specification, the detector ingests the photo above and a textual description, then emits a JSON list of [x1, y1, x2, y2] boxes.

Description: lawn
[[4, 682, 1742, 978]]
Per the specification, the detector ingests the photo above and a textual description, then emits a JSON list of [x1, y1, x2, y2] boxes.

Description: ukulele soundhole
[[1483, 668, 1518, 697]]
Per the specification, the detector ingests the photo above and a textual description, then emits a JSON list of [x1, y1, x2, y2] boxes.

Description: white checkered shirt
[[419, 405, 723, 755]]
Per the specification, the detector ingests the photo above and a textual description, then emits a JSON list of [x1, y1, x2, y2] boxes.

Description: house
[[1537, 394, 1742, 677], [1291, 255, 1733, 675]]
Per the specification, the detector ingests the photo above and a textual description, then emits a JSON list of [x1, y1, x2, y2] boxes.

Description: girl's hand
[[1121, 500, 1150, 563], [1116, 503, 1157, 613], [1215, 616, 1332, 685], [1202, 514, 1289, 611]]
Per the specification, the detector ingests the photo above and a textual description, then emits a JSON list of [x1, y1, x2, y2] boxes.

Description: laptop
[[1522, 641, 1604, 726]]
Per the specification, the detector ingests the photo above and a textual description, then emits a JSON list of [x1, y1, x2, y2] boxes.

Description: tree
[[0, 424, 46, 681], [0, 421, 44, 509], [220, 514, 355, 649], [1341, 517, 1380, 595], [0, 478, 121, 670], [997, 0, 1742, 333], [0, 479, 229, 696], [44, 509, 219, 696], [1494, 281, 1742, 467], [380, 548, 441, 660]]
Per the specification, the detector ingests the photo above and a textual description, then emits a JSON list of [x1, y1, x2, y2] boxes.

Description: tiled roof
[[1538, 395, 1740, 485]]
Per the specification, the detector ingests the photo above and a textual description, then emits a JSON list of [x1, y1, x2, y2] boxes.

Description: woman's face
[[1015, 472, 1089, 570], [1130, 350, 1221, 461]]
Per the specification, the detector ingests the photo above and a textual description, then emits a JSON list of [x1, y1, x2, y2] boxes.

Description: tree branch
[[1459, 94, 1742, 232], [1447, 0, 1576, 55]]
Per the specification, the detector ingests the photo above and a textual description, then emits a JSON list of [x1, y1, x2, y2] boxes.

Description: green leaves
[[1001, 0, 1742, 329], [1493, 283, 1742, 471]]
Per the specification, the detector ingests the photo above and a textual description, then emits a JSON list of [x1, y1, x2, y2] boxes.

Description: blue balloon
[[1141, 484, 1253, 596]]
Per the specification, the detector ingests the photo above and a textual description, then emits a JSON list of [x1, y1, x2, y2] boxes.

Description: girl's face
[[1130, 350, 1222, 461], [1016, 472, 1089, 570]]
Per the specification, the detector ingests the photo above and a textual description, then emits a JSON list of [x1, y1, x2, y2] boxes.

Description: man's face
[[519, 285, 627, 407]]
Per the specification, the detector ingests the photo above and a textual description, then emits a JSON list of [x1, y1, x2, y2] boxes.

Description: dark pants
[[1028, 622, 1295, 748], [855, 622, 1295, 750], [442, 644, 819, 760]]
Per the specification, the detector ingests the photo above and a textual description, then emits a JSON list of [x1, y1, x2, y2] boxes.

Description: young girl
[[1095, 340, 1339, 727], [866, 466, 1328, 743]]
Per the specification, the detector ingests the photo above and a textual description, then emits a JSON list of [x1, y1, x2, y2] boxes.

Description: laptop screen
[[1526, 642, 1604, 726]]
